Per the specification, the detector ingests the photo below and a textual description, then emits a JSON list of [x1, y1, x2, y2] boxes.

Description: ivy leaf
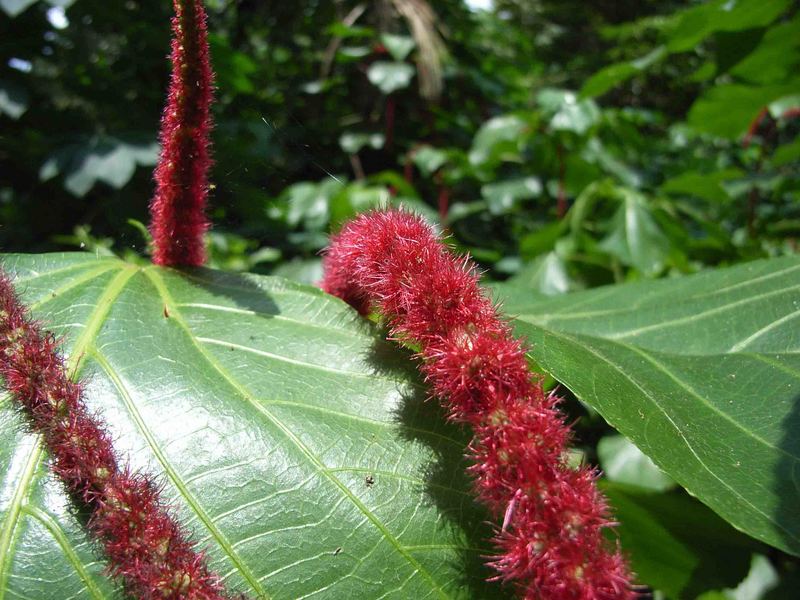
[[494, 255, 800, 556], [0, 253, 495, 599], [598, 190, 670, 276], [411, 145, 448, 177], [39, 137, 159, 197], [338, 132, 385, 154], [480, 177, 542, 215], [380, 34, 416, 62], [467, 115, 528, 168], [366, 62, 414, 94]]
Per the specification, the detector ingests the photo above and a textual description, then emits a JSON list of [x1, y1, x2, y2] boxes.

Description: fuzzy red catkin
[[0, 270, 233, 600], [149, 0, 214, 267], [321, 209, 634, 600]]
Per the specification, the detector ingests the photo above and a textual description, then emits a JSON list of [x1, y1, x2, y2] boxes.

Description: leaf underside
[[0, 253, 495, 600]]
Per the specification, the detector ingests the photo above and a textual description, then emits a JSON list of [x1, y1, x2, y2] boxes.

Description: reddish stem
[[742, 107, 770, 149], [385, 96, 396, 149], [0, 270, 233, 599], [556, 143, 567, 219], [435, 172, 449, 221], [149, 0, 214, 267], [321, 210, 634, 599]]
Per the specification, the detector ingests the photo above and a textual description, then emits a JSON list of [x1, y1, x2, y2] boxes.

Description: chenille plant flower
[[0, 271, 232, 599], [149, 0, 214, 267], [321, 209, 635, 599]]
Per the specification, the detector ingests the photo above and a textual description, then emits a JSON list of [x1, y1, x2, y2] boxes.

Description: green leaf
[[537, 89, 600, 134], [480, 177, 542, 215], [667, 0, 792, 53], [580, 46, 666, 99], [0, 0, 37, 17], [728, 16, 800, 84], [283, 179, 343, 230], [380, 34, 416, 62], [598, 190, 670, 276], [508, 252, 575, 296], [597, 435, 675, 492], [467, 115, 528, 167], [338, 132, 385, 154], [0, 80, 28, 120], [209, 34, 258, 94], [494, 255, 800, 556], [772, 137, 800, 167], [688, 82, 800, 139], [411, 146, 448, 177], [660, 169, 744, 203], [39, 138, 159, 197], [366, 62, 415, 94], [0, 253, 495, 599], [604, 483, 757, 598]]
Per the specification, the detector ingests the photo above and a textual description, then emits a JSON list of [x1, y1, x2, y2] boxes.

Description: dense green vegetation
[[1, 1, 798, 598]]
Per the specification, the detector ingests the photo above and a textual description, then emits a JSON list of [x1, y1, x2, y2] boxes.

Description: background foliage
[[1, 0, 799, 598]]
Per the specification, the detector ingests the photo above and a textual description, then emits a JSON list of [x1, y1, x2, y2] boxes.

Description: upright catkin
[[149, 0, 214, 267]]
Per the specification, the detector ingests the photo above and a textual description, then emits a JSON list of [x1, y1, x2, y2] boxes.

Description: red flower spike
[[149, 0, 214, 267], [0, 270, 235, 600], [321, 209, 635, 600]]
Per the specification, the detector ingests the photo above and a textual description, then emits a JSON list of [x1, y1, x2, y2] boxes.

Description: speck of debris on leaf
[[365, 475, 375, 487]]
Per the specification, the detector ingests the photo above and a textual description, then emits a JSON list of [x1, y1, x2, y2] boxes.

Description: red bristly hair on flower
[[149, 0, 214, 267], [321, 209, 634, 600], [0, 270, 234, 600]]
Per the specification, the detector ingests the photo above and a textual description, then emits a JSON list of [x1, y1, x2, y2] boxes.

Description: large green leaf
[[0, 253, 493, 599], [494, 255, 800, 556]]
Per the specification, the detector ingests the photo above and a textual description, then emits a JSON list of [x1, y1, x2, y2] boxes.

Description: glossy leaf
[[598, 190, 669, 276], [0, 253, 494, 599], [366, 62, 414, 94], [494, 255, 800, 556], [411, 146, 447, 177]]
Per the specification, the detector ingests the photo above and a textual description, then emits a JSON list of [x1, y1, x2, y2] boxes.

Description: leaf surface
[[0, 253, 493, 599]]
